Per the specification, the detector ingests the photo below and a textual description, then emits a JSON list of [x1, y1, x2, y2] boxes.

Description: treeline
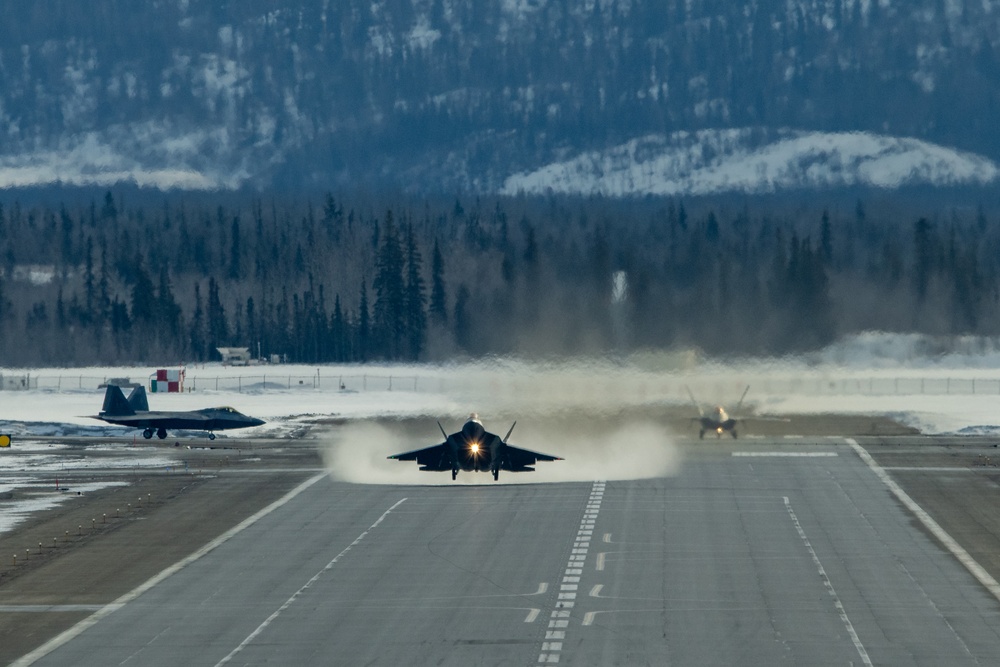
[[0, 191, 998, 366]]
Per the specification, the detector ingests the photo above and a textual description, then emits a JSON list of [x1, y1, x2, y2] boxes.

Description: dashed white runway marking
[[215, 497, 408, 666], [733, 452, 838, 457], [538, 480, 605, 665], [784, 496, 872, 667], [882, 466, 972, 472]]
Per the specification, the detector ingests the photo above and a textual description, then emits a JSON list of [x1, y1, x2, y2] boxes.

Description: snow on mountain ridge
[[500, 129, 1000, 197]]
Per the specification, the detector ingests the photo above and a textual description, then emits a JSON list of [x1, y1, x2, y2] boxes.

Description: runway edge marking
[[11, 472, 330, 667], [846, 438, 1000, 602], [784, 496, 872, 667]]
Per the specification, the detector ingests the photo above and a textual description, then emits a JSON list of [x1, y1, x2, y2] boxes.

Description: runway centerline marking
[[538, 480, 605, 665], [11, 472, 329, 667], [214, 497, 408, 667], [847, 438, 1000, 602], [784, 496, 872, 667]]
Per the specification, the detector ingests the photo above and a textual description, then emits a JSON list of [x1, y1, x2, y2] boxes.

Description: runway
[[11, 437, 1000, 665]]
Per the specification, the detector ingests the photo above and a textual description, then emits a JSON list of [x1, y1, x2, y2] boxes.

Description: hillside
[[0, 1, 998, 194]]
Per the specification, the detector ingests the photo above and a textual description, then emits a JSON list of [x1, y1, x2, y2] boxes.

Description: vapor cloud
[[319, 417, 682, 486]]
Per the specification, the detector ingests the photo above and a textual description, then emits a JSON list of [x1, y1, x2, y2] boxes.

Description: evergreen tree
[[373, 210, 406, 358], [229, 215, 242, 279], [83, 237, 95, 317], [207, 277, 229, 349], [404, 225, 427, 359], [190, 283, 206, 360], [820, 210, 833, 263], [913, 217, 935, 303], [98, 240, 111, 325], [246, 296, 258, 359], [358, 279, 371, 362], [332, 294, 346, 361], [429, 239, 448, 325], [101, 191, 118, 222], [130, 262, 156, 324], [453, 283, 471, 351], [156, 267, 182, 333]]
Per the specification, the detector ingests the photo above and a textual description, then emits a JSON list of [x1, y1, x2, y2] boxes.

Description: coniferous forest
[[0, 191, 998, 367]]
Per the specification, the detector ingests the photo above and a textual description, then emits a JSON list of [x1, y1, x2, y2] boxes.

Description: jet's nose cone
[[248, 417, 266, 427]]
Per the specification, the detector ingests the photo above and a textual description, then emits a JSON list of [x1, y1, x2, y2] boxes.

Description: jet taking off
[[387, 414, 563, 481], [93, 385, 265, 440], [688, 385, 749, 439]]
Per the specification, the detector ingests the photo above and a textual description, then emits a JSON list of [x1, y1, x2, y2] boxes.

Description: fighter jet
[[387, 414, 563, 481], [93, 385, 265, 440], [687, 385, 749, 439]]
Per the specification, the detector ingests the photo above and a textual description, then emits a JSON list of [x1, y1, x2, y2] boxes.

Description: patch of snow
[[0, 126, 251, 190], [407, 16, 441, 51], [0, 477, 130, 535], [500, 129, 1000, 197]]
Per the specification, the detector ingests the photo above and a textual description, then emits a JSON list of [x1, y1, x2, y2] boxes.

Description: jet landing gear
[[492, 469, 499, 481], [143, 428, 154, 439], [452, 469, 458, 481]]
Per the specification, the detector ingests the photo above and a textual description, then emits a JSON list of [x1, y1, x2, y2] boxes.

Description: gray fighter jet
[[687, 385, 750, 439], [93, 385, 265, 440], [387, 414, 563, 481]]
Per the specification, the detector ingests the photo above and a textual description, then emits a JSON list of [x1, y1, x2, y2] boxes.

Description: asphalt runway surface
[[5, 426, 1000, 665]]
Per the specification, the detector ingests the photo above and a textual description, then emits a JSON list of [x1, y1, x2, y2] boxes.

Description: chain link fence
[[2, 371, 1000, 397]]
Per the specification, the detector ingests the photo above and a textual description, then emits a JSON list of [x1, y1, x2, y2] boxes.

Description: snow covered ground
[[500, 129, 1000, 196], [4, 341, 1000, 535], [2, 347, 1000, 438]]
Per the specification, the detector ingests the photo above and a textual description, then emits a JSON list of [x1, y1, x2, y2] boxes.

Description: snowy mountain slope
[[0, 1, 998, 194], [501, 129, 1000, 196]]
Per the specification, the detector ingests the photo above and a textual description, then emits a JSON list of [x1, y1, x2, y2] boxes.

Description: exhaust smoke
[[319, 414, 682, 486]]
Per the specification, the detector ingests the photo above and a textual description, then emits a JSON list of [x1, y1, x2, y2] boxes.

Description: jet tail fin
[[503, 421, 516, 443], [734, 385, 750, 412], [101, 385, 135, 416], [127, 386, 149, 412], [685, 386, 704, 417]]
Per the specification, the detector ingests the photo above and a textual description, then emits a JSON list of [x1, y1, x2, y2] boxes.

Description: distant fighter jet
[[93, 385, 265, 440], [387, 414, 563, 481], [687, 385, 750, 439]]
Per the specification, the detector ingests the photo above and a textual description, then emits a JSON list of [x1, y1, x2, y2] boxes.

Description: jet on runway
[[93, 385, 265, 440], [387, 414, 562, 481], [688, 385, 749, 439]]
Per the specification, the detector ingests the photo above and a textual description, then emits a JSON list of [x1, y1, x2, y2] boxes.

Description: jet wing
[[387, 442, 452, 471], [502, 444, 563, 471]]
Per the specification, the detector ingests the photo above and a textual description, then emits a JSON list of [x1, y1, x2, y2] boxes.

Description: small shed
[[217, 347, 252, 366], [150, 368, 185, 393]]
